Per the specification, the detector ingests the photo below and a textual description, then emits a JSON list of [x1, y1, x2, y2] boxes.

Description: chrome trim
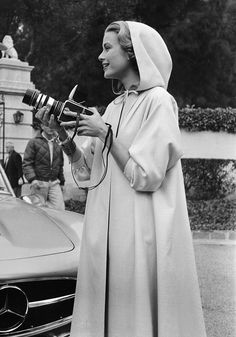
[[46, 97, 54, 109], [0, 278, 76, 337], [0, 285, 29, 333], [35, 93, 43, 108], [3, 316, 71, 337], [29, 293, 74, 308], [1, 276, 76, 285], [0, 190, 12, 195]]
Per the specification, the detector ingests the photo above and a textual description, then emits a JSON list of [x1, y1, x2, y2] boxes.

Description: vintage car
[[0, 164, 84, 337]]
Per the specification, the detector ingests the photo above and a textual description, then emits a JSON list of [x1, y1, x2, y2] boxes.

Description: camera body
[[22, 85, 93, 123], [57, 99, 93, 123]]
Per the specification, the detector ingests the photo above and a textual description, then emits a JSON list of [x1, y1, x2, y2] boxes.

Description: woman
[[37, 21, 206, 337]]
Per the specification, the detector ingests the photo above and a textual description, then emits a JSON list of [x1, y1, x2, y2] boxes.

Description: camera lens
[[22, 89, 40, 106], [50, 100, 63, 117], [22, 89, 63, 118]]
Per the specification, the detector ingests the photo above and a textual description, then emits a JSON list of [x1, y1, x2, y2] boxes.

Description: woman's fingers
[[60, 120, 76, 127], [48, 114, 60, 130], [35, 106, 47, 121], [60, 114, 90, 127], [35, 106, 96, 122], [76, 126, 88, 135], [35, 106, 52, 126], [63, 108, 77, 117], [87, 106, 97, 114], [60, 106, 102, 136], [42, 108, 51, 124]]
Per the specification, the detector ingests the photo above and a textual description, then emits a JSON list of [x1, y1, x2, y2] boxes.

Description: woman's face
[[98, 31, 131, 81]]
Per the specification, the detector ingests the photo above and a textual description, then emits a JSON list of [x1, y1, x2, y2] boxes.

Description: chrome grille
[[0, 278, 76, 337]]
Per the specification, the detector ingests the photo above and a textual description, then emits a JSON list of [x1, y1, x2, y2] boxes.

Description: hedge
[[181, 158, 236, 200], [65, 198, 86, 214], [65, 198, 236, 231], [187, 199, 236, 231], [179, 106, 236, 133]]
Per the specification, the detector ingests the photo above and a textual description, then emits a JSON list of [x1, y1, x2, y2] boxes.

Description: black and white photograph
[[0, 1, 235, 337]]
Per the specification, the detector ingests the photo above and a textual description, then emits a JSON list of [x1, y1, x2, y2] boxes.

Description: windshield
[[0, 164, 14, 195]]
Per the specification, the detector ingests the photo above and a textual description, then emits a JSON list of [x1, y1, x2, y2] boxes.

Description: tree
[[170, 0, 235, 108], [0, 0, 136, 105], [0, 0, 235, 108]]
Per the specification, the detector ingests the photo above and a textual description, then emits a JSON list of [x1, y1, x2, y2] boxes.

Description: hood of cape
[[126, 21, 172, 92]]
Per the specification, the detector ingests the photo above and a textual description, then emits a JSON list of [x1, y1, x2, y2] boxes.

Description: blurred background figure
[[3, 142, 24, 197], [22, 123, 65, 210]]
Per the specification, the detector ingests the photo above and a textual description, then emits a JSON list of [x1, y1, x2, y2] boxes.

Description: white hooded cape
[[70, 21, 206, 337]]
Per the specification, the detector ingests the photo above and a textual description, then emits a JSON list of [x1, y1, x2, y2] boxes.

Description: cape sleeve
[[123, 92, 183, 192], [71, 137, 95, 182]]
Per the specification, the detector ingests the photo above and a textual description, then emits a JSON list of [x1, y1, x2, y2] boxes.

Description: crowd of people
[[3, 20, 207, 337]]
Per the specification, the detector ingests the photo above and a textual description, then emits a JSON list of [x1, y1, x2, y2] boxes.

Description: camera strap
[[85, 123, 113, 191], [71, 113, 81, 142], [70, 116, 113, 191]]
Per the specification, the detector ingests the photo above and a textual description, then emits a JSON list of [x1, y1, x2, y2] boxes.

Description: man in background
[[3, 142, 24, 197], [23, 123, 65, 210]]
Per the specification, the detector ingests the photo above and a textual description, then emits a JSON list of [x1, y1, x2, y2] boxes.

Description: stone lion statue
[[0, 35, 18, 59]]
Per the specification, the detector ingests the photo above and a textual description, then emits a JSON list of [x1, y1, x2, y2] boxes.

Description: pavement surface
[[193, 233, 236, 337]]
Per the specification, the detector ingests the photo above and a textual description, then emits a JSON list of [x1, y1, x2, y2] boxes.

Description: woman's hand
[[35, 106, 62, 133], [61, 107, 109, 143]]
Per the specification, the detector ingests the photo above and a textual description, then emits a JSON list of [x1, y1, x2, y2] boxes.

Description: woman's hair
[[105, 21, 139, 94], [105, 21, 138, 73]]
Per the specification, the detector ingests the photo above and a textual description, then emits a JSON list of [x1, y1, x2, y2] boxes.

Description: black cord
[[115, 102, 124, 137], [71, 112, 81, 141]]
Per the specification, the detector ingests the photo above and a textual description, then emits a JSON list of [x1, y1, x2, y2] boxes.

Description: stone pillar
[[0, 57, 86, 202], [0, 58, 35, 160]]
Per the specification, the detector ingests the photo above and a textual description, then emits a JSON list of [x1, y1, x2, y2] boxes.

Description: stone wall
[[181, 130, 236, 160]]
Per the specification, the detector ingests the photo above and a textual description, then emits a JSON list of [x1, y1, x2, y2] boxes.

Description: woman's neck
[[121, 70, 140, 91]]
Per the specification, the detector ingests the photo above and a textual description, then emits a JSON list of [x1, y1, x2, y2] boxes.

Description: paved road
[[194, 241, 236, 337]]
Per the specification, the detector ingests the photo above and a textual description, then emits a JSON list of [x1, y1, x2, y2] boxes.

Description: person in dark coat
[[22, 124, 65, 210], [3, 142, 24, 197]]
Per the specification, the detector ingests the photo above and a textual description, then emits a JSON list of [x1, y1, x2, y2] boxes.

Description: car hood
[[0, 195, 74, 260]]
